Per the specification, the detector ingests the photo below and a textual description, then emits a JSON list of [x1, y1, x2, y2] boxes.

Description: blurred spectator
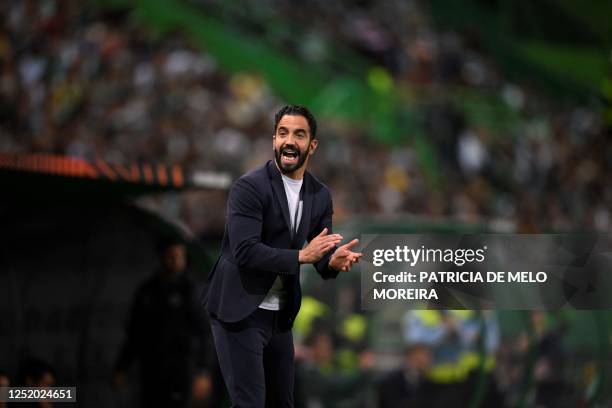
[[112, 238, 215, 408], [0, 370, 9, 408], [0, 0, 608, 237], [334, 283, 370, 372], [295, 328, 374, 408], [402, 309, 501, 405], [377, 343, 433, 408], [496, 312, 574, 407], [14, 358, 55, 408], [530, 312, 572, 407]]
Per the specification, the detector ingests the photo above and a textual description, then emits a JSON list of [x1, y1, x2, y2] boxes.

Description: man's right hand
[[299, 228, 343, 264]]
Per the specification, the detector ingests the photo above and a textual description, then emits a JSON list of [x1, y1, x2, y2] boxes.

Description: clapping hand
[[329, 238, 363, 272], [299, 228, 343, 264]]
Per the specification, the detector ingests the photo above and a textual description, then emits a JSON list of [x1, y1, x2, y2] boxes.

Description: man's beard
[[274, 144, 308, 174]]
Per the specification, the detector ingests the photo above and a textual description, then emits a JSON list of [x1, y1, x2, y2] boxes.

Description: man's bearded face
[[273, 114, 316, 175]]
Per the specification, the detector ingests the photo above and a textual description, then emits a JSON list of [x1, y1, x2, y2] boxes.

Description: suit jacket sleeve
[[309, 188, 340, 280], [227, 177, 300, 275]]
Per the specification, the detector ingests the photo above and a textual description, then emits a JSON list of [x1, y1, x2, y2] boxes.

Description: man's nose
[[285, 134, 297, 144]]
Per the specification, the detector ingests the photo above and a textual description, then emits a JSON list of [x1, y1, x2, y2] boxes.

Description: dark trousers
[[210, 308, 294, 408]]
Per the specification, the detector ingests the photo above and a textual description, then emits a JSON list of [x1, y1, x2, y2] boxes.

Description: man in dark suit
[[114, 239, 214, 408], [202, 105, 362, 407]]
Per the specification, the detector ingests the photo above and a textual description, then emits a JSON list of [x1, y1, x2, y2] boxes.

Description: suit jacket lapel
[[267, 161, 293, 236]]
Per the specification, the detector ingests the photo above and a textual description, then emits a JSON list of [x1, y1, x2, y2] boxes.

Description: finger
[[316, 227, 328, 237], [319, 234, 343, 243], [320, 239, 341, 249], [344, 251, 362, 261], [331, 250, 351, 260], [327, 240, 344, 248], [320, 243, 333, 252], [342, 258, 354, 268], [340, 238, 359, 250], [326, 234, 344, 241], [333, 248, 361, 261], [322, 243, 336, 252], [349, 252, 363, 262]]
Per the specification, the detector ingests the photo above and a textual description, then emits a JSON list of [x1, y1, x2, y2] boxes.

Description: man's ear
[[309, 138, 318, 155]]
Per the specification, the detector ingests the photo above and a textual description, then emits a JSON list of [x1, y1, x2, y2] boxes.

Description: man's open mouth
[[281, 148, 299, 165]]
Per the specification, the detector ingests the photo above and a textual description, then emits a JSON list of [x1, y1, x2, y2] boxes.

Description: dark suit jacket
[[202, 160, 339, 330]]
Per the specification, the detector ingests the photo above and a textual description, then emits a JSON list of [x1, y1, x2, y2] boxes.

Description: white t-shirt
[[258, 174, 303, 310]]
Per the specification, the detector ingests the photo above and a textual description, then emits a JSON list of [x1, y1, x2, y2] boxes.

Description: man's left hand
[[329, 239, 363, 272]]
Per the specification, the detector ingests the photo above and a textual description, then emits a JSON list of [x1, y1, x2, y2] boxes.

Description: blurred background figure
[[377, 343, 433, 407], [295, 326, 374, 408], [14, 357, 56, 408], [0, 370, 8, 408], [112, 238, 215, 408], [402, 308, 502, 406], [530, 311, 571, 407]]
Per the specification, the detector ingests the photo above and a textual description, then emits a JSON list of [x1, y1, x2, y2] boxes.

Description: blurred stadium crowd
[[1, 0, 610, 236], [0, 0, 610, 407], [290, 294, 573, 407]]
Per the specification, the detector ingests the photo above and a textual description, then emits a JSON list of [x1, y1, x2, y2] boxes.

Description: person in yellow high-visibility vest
[[402, 309, 500, 404]]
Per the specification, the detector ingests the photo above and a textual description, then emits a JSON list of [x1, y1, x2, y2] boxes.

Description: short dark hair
[[274, 105, 317, 139]]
